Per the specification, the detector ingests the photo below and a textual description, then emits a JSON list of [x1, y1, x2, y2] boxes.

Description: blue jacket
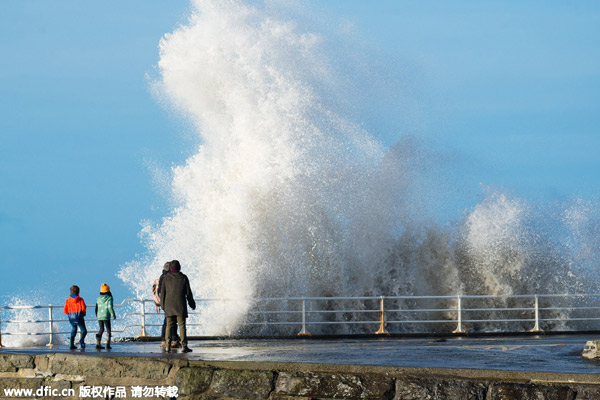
[[64, 295, 86, 323]]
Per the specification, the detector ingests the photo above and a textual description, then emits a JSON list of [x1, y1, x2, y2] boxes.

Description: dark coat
[[157, 270, 168, 294], [159, 271, 196, 317]]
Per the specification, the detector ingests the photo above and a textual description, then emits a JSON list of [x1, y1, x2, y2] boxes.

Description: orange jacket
[[64, 296, 86, 322]]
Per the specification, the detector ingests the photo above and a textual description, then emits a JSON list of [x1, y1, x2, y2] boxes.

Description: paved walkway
[[2, 334, 600, 375]]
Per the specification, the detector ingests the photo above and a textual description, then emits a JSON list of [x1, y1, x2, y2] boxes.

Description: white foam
[[119, 0, 598, 334], [1, 297, 63, 347]]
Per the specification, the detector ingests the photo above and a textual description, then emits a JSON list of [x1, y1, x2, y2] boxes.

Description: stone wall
[[0, 353, 599, 399]]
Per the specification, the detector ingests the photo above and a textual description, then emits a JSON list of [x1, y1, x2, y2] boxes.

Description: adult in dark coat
[[158, 261, 179, 348], [159, 259, 196, 353]]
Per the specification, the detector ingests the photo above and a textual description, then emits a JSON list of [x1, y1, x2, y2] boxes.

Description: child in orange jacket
[[64, 285, 87, 349]]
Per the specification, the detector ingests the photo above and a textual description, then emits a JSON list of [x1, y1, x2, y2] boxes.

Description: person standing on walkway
[[159, 259, 196, 353], [95, 283, 116, 350], [155, 261, 181, 350], [64, 285, 87, 350]]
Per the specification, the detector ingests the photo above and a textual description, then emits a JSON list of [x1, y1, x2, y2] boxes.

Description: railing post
[[136, 300, 150, 338], [46, 305, 55, 347], [530, 295, 543, 333], [375, 296, 390, 335], [453, 295, 467, 334], [297, 297, 311, 336], [0, 307, 4, 348]]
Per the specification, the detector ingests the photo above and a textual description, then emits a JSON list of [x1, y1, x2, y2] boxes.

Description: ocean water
[[110, 0, 600, 336]]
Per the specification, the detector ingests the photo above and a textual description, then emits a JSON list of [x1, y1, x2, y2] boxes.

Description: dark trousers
[[70, 320, 87, 343], [97, 319, 111, 340], [165, 316, 187, 347], [161, 317, 179, 341]]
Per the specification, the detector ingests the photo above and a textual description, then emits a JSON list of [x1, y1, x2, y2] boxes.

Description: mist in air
[[118, 0, 600, 335]]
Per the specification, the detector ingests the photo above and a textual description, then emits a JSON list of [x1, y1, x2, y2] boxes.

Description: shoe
[[95, 335, 105, 350], [182, 346, 192, 353], [171, 341, 181, 349], [160, 341, 167, 350], [69, 345, 77, 350], [80, 341, 86, 349]]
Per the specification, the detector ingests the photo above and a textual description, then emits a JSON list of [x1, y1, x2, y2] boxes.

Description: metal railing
[[1, 294, 600, 347], [0, 299, 153, 347]]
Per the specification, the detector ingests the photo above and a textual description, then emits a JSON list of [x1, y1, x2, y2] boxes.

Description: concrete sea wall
[[0, 352, 599, 399]]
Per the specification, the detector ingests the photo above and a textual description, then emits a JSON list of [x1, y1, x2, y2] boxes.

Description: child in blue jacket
[[63, 285, 87, 350]]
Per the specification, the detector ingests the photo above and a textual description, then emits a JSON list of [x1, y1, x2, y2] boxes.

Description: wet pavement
[[2, 334, 600, 375]]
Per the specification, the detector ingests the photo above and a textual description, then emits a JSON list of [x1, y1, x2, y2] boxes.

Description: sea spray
[[1, 297, 64, 347], [119, 0, 398, 334], [564, 198, 600, 273], [119, 0, 598, 334]]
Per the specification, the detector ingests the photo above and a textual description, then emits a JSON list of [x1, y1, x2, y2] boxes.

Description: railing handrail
[[2, 293, 600, 347], [4, 293, 600, 311]]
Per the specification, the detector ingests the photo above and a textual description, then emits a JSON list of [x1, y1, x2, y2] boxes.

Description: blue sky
[[1, 0, 599, 304]]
